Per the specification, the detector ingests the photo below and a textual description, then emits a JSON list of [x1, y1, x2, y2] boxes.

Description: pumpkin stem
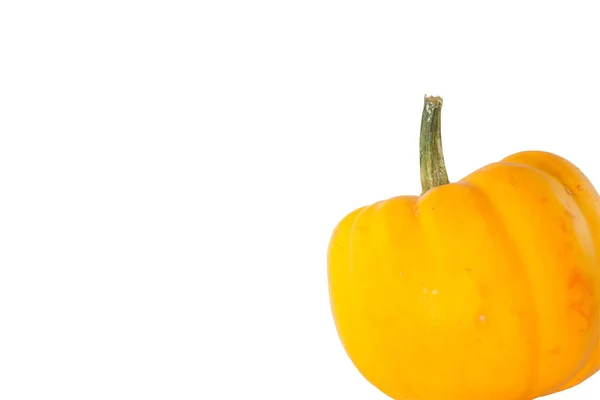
[[420, 95, 449, 194]]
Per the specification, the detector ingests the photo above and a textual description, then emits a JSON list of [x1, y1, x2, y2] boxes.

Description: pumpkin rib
[[327, 206, 367, 357], [497, 159, 598, 263], [468, 161, 599, 396], [500, 153, 600, 391], [407, 181, 539, 398], [500, 153, 600, 260], [504, 160, 599, 395], [457, 179, 540, 399], [347, 204, 377, 275]]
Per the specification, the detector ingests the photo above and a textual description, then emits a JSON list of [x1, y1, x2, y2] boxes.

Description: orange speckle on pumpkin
[[565, 208, 576, 219]]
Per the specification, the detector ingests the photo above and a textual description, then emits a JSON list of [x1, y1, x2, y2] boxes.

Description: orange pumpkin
[[327, 96, 600, 400]]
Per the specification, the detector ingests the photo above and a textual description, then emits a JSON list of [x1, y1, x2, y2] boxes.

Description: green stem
[[419, 95, 449, 194]]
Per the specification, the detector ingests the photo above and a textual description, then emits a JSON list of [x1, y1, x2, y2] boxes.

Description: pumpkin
[[327, 96, 600, 400]]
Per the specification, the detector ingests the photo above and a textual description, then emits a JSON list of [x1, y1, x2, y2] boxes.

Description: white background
[[1, 1, 599, 399]]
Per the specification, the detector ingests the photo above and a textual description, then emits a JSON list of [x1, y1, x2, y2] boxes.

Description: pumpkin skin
[[328, 150, 600, 400]]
